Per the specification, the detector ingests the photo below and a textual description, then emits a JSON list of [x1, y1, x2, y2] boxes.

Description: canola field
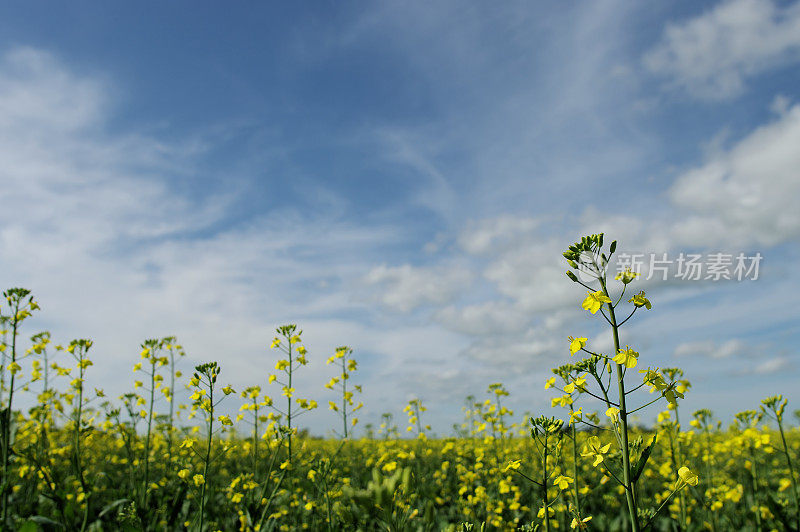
[[1, 234, 798, 531]]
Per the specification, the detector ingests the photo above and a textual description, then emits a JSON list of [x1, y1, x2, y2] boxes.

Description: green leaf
[[28, 515, 64, 528], [98, 498, 129, 519], [17, 521, 41, 532], [632, 435, 657, 483]]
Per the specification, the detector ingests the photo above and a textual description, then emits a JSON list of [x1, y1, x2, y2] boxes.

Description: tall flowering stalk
[[761, 395, 800, 530], [0, 288, 39, 524], [28, 332, 55, 466], [65, 338, 98, 531], [268, 325, 317, 465], [486, 383, 513, 439], [505, 416, 575, 532], [239, 385, 273, 478], [325, 346, 363, 439], [559, 234, 697, 531], [734, 410, 765, 529], [187, 361, 234, 532], [161, 336, 186, 464], [131, 337, 178, 522], [404, 398, 429, 438], [662, 367, 691, 527]]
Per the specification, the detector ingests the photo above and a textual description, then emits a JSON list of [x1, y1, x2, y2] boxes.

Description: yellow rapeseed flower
[[613, 346, 639, 368], [678, 466, 699, 487], [571, 516, 592, 529], [582, 291, 612, 314], [569, 337, 587, 355]]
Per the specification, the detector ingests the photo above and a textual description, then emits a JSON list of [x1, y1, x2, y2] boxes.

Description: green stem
[[167, 350, 176, 466], [667, 426, 687, 529], [253, 399, 260, 479], [543, 432, 551, 532], [642, 487, 681, 531], [341, 356, 348, 439], [701, 427, 717, 532], [571, 420, 580, 516], [777, 417, 800, 530], [674, 409, 687, 529], [287, 342, 293, 465], [199, 381, 214, 532], [143, 357, 156, 510], [601, 276, 640, 532], [750, 443, 762, 530], [0, 300, 18, 524], [75, 350, 90, 532]]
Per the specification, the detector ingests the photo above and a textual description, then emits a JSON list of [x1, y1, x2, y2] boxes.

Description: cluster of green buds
[[734, 409, 762, 430], [690, 408, 713, 429], [761, 395, 787, 421], [563, 233, 613, 282], [190, 362, 221, 415], [193, 362, 220, 385], [530, 415, 564, 438], [3, 287, 40, 323], [572, 353, 603, 375], [488, 382, 510, 397], [552, 364, 574, 382]]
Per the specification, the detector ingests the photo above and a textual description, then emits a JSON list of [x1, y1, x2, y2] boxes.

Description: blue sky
[[1, 0, 799, 435]]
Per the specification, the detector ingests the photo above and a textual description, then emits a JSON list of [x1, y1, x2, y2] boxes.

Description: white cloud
[[0, 47, 107, 132], [362, 263, 473, 312], [482, 239, 578, 315], [434, 301, 531, 336], [0, 47, 418, 433], [752, 356, 791, 374], [457, 216, 539, 255], [645, 0, 800, 99], [460, 333, 562, 370], [669, 102, 800, 246], [674, 339, 745, 359]]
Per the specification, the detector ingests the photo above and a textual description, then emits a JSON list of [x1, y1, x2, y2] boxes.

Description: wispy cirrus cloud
[[674, 339, 746, 359], [0, 46, 435, 431], [645, 0, 800, 99]]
